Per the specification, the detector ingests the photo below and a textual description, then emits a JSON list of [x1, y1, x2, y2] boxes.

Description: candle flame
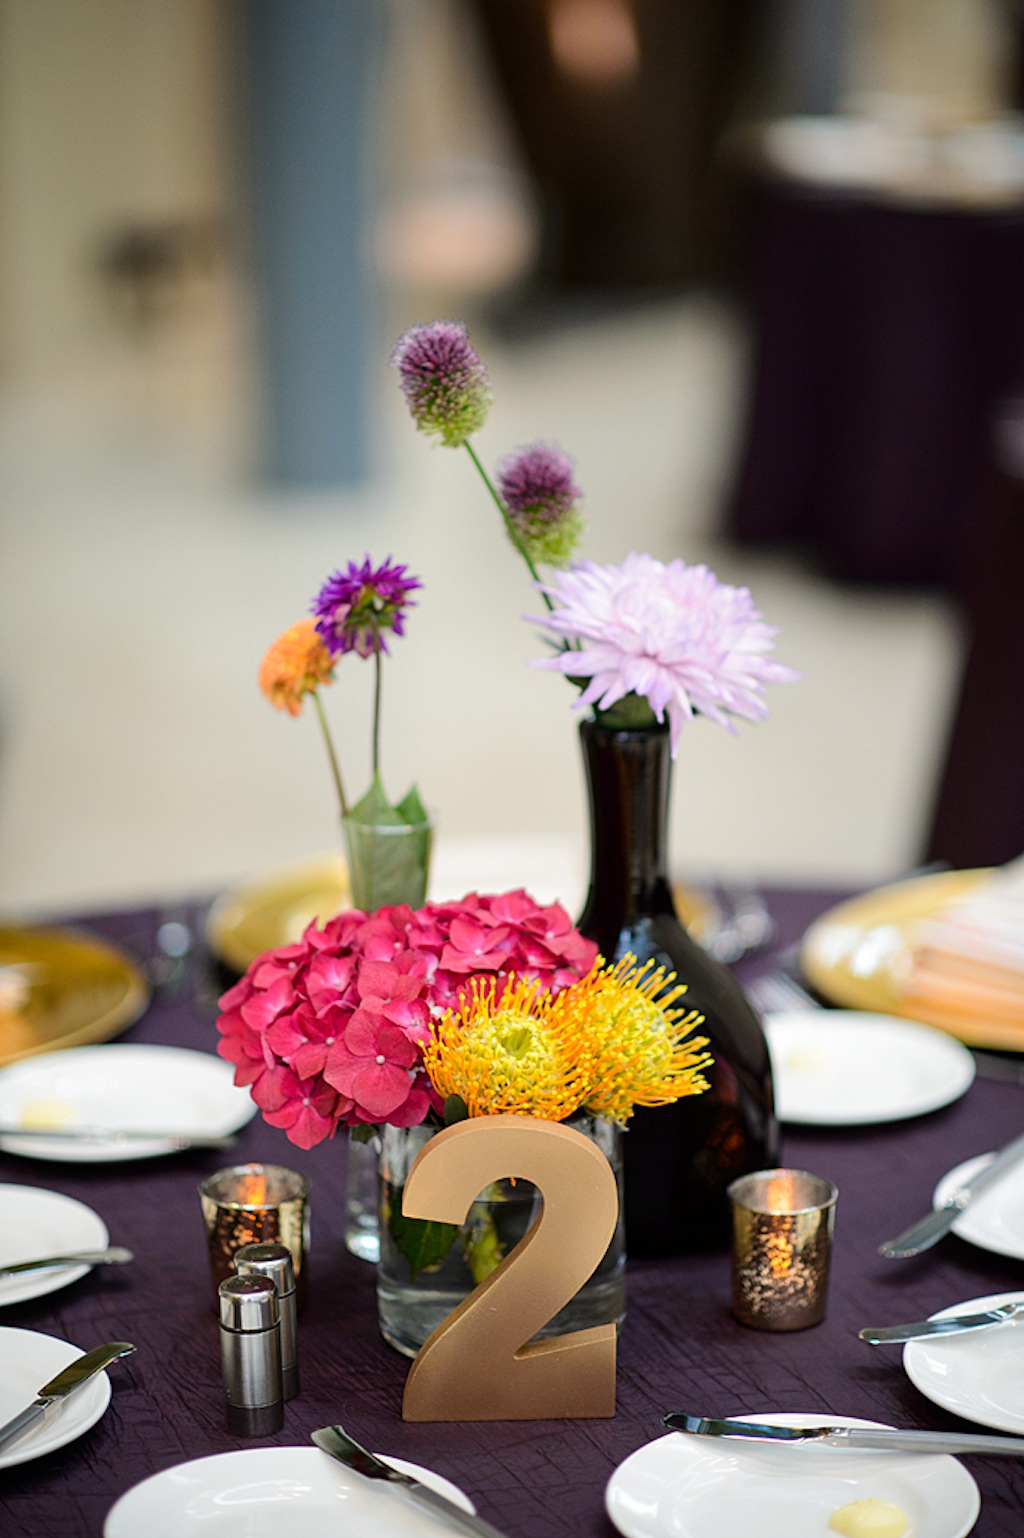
[[765, 1174, 797, 1213], [237, 1172, 268, 1206]]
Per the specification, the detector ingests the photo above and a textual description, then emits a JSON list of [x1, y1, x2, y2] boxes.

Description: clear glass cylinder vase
[[376, 1116, 626, 1358], [341, 810, 435, 1260]]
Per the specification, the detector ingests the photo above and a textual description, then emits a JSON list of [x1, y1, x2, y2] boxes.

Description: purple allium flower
[[313, 556, 421, 659], [496, 442, 585, 567], [531, 553, 799, 755], [391, 320, 491, 447]]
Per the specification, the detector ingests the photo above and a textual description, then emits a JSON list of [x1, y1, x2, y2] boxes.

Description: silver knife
[[878, 1128, 1024, 1258], [0, 1341, 135, 1453], [312, 1424, 509, 1538], [0, 1246, 134, 1276], [0, 1124, 237, 1149], [662, 1411, 1024, 1457], [860, 1299, 1024, 1344]]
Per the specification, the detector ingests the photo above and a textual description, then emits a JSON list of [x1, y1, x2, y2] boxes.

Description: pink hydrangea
[[215, 891, 599, 1149]]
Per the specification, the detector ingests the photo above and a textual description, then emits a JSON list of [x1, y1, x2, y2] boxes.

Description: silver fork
[[745, 966, 819, 1017], [710, 884, 777, 965]]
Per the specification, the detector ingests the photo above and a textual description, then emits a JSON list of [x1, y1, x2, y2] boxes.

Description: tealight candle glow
[[728, 1168, 837, 1331], [198, 1163, 310, 1309]]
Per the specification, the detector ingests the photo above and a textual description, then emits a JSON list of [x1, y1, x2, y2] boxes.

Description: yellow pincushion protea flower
[[259, 619, 335, 717], [424, 956, 712, 1124], [574, 955, 712, 1123], [423, 975, 596, 1122]]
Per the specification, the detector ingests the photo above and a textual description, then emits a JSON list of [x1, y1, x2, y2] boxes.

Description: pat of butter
[[829, 1498, 909, 1538], [18, 1097, 76, 1131], [784, 1047, 828, 1073]]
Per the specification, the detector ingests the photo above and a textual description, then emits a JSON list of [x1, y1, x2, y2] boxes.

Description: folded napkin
[[903, 857, 1024, 1036]]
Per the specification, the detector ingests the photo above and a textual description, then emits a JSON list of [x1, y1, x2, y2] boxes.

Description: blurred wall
[[0, 0, 225, 385]]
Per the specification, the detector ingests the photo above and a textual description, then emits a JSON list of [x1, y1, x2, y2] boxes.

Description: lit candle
[[198, 1163, 310, 1309], [728, 1168, 837, 1330]]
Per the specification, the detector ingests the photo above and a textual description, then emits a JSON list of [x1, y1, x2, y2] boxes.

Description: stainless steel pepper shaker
[[218, 1274, 283, 1435], [233, 1240, 299, 1399]]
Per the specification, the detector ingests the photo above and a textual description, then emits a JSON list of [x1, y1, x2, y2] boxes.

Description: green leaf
[[394, 783, 429, 825], [443, 1094, 469, 1126], [343, 775, 433, 909], [592, 691, 660, 732], [348, 773, 403, 826], [462, 1209, 505, 1285], [389, 1201, 459, 1281], [350, 1123, 376, 1145]]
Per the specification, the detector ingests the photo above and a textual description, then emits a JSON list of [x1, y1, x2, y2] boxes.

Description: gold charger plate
[[206, 852, 717, 977], [798, 868, 1020, 1049], [0, 926, 150, 1069]]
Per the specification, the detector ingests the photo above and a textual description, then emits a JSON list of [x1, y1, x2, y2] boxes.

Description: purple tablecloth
[[2, 887, 1023, 1536]]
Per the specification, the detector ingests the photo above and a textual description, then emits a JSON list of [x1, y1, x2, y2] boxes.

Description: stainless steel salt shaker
[[218, 1274, 283, 1435], [233, 1240, 299, 1399]]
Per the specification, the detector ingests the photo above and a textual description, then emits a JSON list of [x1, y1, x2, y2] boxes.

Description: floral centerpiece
[[216, 889, 710, 1297], [258, 555, 432, 910], [391, 319, 798, 1257]]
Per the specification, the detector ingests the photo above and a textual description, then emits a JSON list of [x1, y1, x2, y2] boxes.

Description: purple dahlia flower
[[313, 556, 421, 659]]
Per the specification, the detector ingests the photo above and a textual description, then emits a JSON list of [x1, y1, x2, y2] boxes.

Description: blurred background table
[[2, 884, 1023, 1536]]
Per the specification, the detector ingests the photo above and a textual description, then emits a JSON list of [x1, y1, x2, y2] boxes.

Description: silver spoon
[[0, 1246, 134, 1276]]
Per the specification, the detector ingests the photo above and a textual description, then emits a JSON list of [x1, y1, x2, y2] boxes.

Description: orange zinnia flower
[[259, 619, 335, 717]]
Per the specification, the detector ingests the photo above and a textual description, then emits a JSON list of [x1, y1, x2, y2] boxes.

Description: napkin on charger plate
[[903, 856, 1024, 1032]]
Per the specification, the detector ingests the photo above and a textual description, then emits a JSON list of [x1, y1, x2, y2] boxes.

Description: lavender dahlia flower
[[532, 553, 798, 755], [391, 320, 491, 447], [496, 442, 584, 567], [313, 556, 421, 659]]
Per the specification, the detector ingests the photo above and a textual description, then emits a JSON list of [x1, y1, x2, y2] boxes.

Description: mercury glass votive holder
[[728, 1168, 837, 1331], [199, 1163, 310, 1309]]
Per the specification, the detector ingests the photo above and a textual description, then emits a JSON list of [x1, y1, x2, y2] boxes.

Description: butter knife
[[662, 1411, 1024, 1457], [860, 1299, 1024, 1344], [0, 1246, 134, 1276], [0, 1341, 135, 1453], [877, 1128, 1024, 1258], [0, 1124, 237, 1150], [312, 1424, 508, 1538]]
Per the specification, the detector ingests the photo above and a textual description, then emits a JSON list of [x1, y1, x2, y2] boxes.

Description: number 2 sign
[[401, 1115, 619, 1421]]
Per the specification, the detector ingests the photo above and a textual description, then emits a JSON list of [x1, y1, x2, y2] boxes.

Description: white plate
[[0, 1325, 112, 1468], [764, 1010, 976, 1125], [0, 1184, 109, 1306], [904, 1292, 1024, 1434], [932, 1153, 1024, 1260], [0, 1044, 256, 1161], [605, 1415, 980, 1538], [105, 1446, 476, 1538]]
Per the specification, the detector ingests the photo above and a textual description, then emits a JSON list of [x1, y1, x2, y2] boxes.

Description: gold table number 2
[[401, 1114, 619, 1422]]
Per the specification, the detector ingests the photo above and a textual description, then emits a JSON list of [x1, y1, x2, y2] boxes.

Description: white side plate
[[105, 1447, 476, 1538], [606, 1415, 980, 1538], [765, 1010, 975, 1125], [905, 1291, 1024, 1434], [932, 1153, 1024, 1260], [0, 1326, 111, 1468], [0, 1043, 255, 1161], [0, 1185, 108, 1306]]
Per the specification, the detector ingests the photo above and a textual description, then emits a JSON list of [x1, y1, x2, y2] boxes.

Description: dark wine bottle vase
[[577, 717, 778, 1256]]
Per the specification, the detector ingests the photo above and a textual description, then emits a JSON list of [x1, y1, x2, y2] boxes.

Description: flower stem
[[312, 690, 349, 819], [463, 440, 554, 612], [372, 646, 383, 778]]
